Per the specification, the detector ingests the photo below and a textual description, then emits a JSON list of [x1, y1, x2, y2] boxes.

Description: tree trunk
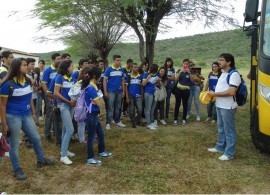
[[145, 26, 158, 65], [99, 50, 110, 68], [132, 25, 145, 63]]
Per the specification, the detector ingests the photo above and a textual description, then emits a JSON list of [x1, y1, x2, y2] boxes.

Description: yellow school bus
[[244, 0, 270, 152]]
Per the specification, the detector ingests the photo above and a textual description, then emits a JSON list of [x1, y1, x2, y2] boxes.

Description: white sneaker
[[218, 154, 234, 161], [142, 118, 146, 123], [173, 120, 178, 126], [182, 120, 186, 125], [151, 123, 158, 128], [60, 151, 75, 157], [160, 119, 167, 125], [186, 114, 190, 119], [4, 152, 10, 158], [106, 124, 111, 130], [112, 120, 115, 124], [147, 125, 156, 130], [154, 120, 158, 126], [196, 116, 201, 121], [60, 156, 73, 165], [116, 121, 126, 127], [207, 148, 219, 153]]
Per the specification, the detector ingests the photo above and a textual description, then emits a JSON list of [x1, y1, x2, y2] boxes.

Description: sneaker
[[116, 121, 126, 127], [4, 152, 9, 158], [60, 156, 73, 165], [218, 154, 234, 161], [211, 120, 216, 124], [196, 116, 201, 121], [99, 151, 112, 157], [37, 157, 55, 168], [112, 120, 115, 124], [60, 151, 75, 158], [173, 120, 178, 126], [151, 122, 158, 128], [106, 124, 111, 130], [142, 118, 146, 123], [154, 120, 158, 126], [204, 118, 211, 123], [160, 119, 167, 125], [186, 114, 190, 119], [87, 158, 102, 166], [207, 148, 220, 153], [14, 169, 27, 180], [147, 125, 156, 130], [182, 120, 186, 125]]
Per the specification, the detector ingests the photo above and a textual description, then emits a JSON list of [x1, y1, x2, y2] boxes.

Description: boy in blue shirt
[[103, 55, 126, 130]]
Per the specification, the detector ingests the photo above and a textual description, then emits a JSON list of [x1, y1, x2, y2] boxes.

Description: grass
[[1, 69, 270, 194]]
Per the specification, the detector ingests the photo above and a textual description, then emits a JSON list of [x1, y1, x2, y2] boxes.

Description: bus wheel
[[250, 106, 270, 154]]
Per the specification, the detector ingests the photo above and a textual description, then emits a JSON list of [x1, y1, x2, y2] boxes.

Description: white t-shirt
[[215, 70, 241, 109]]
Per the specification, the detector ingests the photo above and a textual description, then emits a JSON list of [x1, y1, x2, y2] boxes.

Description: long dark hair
[[212, 61, 222, 78], [148, 64, 159, 75], [58, 60, 73, 76], [78, 67, 91, 81], [81, 67, 101, 89], [158, 66, 167, 82], [34, 67, 41, 86], [164, 57, 174, 69], [1, 58, 31, 86]]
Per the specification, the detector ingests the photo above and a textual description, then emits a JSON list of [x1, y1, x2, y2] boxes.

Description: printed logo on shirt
[[148, 76, 158, 84], [130, 79, 142, 85], [62, 81, 74, 88], [12, 85, 32, 96], [49, 72, 57, 79], [167, 71, 173, 76], [110, 71, 123, 77]]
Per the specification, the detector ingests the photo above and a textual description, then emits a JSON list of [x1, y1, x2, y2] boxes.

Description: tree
[[34, 0, 128, 63], [101, 0, 238, 64]]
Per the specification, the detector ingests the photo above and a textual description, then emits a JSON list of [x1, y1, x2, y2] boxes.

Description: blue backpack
[[226, 68, 248, 106]]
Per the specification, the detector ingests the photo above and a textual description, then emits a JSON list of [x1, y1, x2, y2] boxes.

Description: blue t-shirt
[[85, 82, 100, 112], [47, 77, 56, 95], [125, 74, 143, 98], [100, 69, 105, 85], [55, 74, 75, 103], [167, 68, 175, 87], [71, 71, 80, 82], [208, 72, 219, 91], [42, 65, 57, 87], [104, 65, 124, 93], [123, 67, 131, 79], [0, 65, 8, 81], [143, 72, 159, 94], [0, 79, 32, 115]]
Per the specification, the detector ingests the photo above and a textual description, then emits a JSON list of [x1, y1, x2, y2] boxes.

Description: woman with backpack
[[154, 66, 168, 126], [0, 58, 54, 180], [81, 67, 112, 166], [173, 59, 195, 126], [54, 60, 76, 165]]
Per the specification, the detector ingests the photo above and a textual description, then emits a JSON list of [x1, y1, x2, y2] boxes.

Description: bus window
[[263, 1, 270, 56]]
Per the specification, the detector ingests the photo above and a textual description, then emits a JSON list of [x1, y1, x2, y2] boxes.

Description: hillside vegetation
[[35, 29, 251, 68]]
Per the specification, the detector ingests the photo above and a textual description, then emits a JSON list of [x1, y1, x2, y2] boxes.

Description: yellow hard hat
[[199, 91, 215, 104]]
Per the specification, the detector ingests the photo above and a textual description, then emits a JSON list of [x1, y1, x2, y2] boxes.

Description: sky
[[0, 0, 246, 54]]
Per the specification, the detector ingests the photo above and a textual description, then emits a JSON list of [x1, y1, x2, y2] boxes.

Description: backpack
[[154, 84, 167, 102], [74, 85, 93, 122], [68, 82, 82, 101], [226, 69, 248, 106]]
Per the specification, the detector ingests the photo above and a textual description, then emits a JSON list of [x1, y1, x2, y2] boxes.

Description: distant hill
[[35, 28, 251, 68]]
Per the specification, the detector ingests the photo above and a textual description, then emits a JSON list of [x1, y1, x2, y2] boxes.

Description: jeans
[[85, 112, 105, 159], [187, 85, 200, 116], [59, 103, 74, 157], [165, 86, 172, 118], [128, 94, 143, 124], [53, 106, 62, 145], [44, 96, 53, 139], [78, 122, 86, 143], [144, 93, 157, 126], [154, 100, 165, 120], [207, 101, 217, 120], [6, 114, 44, 173], [174, 88, 190, 121], [36, 93, 43, 123], [215, 107, 237, 158], [106, 91, 122, 124]]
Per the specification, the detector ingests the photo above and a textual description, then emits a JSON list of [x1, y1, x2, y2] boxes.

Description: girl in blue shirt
[[164, 58, 175, 119], [54, 60, 76, 165], [142, 64, 161, 130], [204, 62, 221, 123], [81, 67, 112, 166], [0, 58, 54, 180]]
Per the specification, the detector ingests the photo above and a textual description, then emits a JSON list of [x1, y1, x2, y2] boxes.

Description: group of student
[[0, 50, 241, 180]]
